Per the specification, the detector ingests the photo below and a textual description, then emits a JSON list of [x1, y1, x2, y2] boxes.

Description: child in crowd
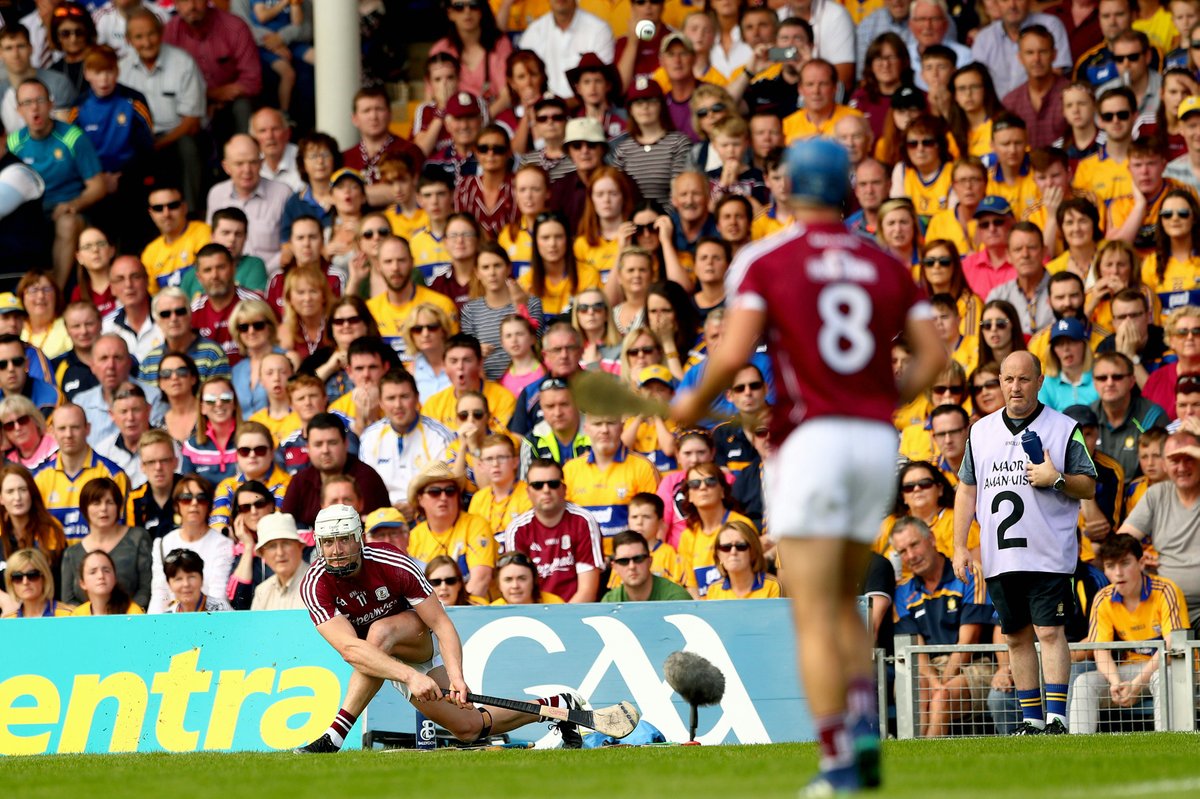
[[622, 365, 678, 473], [705, 117, 768, 209], [622, 492, 685, 585], [498, 315, 545, 398], [252, 0, 314, 114], [380, 153, 428, 243]]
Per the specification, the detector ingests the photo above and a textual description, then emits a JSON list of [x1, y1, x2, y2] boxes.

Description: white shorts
[[766, 417, 898, 544], [389, 634, 445, 701]]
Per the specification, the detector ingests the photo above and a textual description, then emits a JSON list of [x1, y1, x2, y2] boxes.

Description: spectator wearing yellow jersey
[[677, 461, 754, 598], [705, 519, 780, 600]]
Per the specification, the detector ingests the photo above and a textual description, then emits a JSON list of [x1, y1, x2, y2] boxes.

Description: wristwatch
[[1052, 472, 1066, 492], [1131, 354, 1141, 366]]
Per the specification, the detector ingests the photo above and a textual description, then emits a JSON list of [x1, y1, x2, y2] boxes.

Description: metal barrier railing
[[893, 632, 1196, 738]]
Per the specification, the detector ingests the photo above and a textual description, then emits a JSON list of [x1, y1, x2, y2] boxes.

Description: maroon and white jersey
[[191, 287, 267, 366], [301, 542, 433, 637], [727, 222, 930, 440], [501, 503, 602, 601]]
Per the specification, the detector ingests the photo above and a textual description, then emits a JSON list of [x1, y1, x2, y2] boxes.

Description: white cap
[[255, 513, 301, 552]]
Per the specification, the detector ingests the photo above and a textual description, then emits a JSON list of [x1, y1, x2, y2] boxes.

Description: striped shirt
[[611, 132, 694, 205], [301, 543, 432, 635], [139, 336, 231, 383], [459, 296, 544, 381], [453, 175, 517, 240], [209, 465, 293, 529]]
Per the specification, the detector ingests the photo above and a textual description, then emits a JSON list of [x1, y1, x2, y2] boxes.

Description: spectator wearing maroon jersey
[[342, 86, 425, 208], [190, 243, 267, 367], [281, 412, 390, 530], [453, 125, 516, 241], [501, 457, 602, 602]]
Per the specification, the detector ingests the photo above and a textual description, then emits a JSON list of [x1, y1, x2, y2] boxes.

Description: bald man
[[250, 106, 304, 192], [206, 133, 291, 272]]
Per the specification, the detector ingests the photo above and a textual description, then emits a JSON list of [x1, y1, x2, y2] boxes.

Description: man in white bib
[[953, 351, 1097, 735]]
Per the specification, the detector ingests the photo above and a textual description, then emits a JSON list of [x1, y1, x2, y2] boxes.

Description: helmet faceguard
[[313, 504, 364, 578]]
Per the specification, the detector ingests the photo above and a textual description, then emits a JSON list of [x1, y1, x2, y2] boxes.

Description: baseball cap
[[1049, 317, 1088, 343], [363, 507, 409, 535], [445, 91, 482, 118], [660, 32, 694, 55], [0, 293, 24, 315], [973, 195, 1013, 218], [638, 364, 675, 388], [891, 85, 926, 111], [1062, 404, 1099, 428], [1180, 95, 1200, 121], [565, 117, 606, 145], [255, 513, 301, 552], [329, 168, 366, 187], [786, 138, 850, 206], [626, 74, 665, 103]]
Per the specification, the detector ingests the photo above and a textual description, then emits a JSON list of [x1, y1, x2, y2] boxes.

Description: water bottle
[[1021, 428, 1044, 464], [416, 710, 436, 750]]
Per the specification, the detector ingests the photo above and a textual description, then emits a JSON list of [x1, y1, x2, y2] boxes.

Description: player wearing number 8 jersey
[[953, 351, 1097, 736], [671, 138, 947, 796]]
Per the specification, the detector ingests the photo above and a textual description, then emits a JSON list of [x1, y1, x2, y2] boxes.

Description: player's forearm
[[898, 319, 947, 403], [428, 612, 467, 682], [1094, 648, 1118, 685], [466, 566, 493, 599], [341, 639, 421, 682], [952, 484, 976, 553]]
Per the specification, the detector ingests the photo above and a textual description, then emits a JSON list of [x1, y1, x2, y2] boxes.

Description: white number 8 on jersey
[[817, 282, 875, 375]]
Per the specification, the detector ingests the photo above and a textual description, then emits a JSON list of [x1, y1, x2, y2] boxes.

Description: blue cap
[[786, 137, 850, 206], [1049, 317, 1087, 342], [973, 195, 1013, 218]]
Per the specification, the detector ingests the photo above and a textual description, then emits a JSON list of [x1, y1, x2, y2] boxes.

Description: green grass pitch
[[3, 733, 1199, 799]]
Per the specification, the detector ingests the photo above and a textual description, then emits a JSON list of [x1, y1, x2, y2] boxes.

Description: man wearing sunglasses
[[138, 286, 231, 383], [551, 117, 610, 230], [501, 458, 602, 602], [74, 332, 165, 448], [1096, 30, 1161, 118], [712, 363, 769, 474], [0, 332, 60, 418], [601, 529, 690, 602], [520, 96, 572, 182], [190, 242, 268, 365], [140, 184, 211, 292], [1074, 87, 1136, 220], [961, 195, 1016, 299]]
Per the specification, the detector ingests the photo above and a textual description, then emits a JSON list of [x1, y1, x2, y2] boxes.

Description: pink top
[[428, 37, 514, 106], [500, 364, 546, 398], [962, 250, 1016, 300], [5, 434, 57, 471]]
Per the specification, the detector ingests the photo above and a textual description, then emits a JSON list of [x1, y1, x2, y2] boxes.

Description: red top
[[266, 266, 344, 321], [342, 135, 425, 185], [453, 174, 516, 240], [191, 286, 266, 366], [728, 222, 930, 439], [301, 543, 432, 637], [164, 9, 262, 98], [502, 504, 603, 601], [71, 284, 117, 319]]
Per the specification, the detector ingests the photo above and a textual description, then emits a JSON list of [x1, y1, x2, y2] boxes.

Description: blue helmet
[[786, 137, 851, 206]]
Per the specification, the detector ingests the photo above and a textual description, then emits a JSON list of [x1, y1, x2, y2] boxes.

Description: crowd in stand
[[2, 0, 1200, 731]]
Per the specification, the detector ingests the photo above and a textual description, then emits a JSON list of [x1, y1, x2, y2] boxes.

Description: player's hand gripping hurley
[[441, 689, 641, 738]]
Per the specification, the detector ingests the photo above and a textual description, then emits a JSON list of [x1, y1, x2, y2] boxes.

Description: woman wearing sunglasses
[[406, 461, 495, 602], [677, 462, 756, 599], [969, 362, 1005, 420], [226, 480, 287, 610], [978, 300, 1027, 368], [899, 361, 969, 463], [229, 299, 286, 418], [3, 548, 72, 617], [1141, 188, 1200, 314], [425, 554, 474, 606], [618, 327, 666, 386], [571, 288, 621, 372], [181, 377, 243, 484], [689, 84, 736, 172], [0, 396, 56, 470], [46, 2, 95, 100], [59, 476, 151, 610], [0, 463, 66, 586], [453, 126, 517, 241], [874, 461, 978, 580], [300, 297, 381, 402], [148, 476, 234, 613], [162, 548, 231, 613], [209, 423, 291, 530], [917, 239, 981, 338], [704, 520, 780, 600], [892, 114, 956, 225], [444, 390, 504, 494], [402, 303, 454, 402], [158, 352, 202, 443]]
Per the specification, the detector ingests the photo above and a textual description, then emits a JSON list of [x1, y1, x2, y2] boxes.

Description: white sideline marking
[[1062, 777, 1200, 797]]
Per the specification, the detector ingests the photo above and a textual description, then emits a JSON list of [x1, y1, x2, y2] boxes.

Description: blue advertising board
[[0, 600, 809, 755]]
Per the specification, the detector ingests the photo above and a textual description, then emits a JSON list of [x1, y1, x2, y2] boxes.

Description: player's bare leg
[[1034, 624, 1071, 733], [410, 665, 574, 742], [1005, 625, 1047, 734], [296, 612, 434, 753], [779, 537, 878, 794]]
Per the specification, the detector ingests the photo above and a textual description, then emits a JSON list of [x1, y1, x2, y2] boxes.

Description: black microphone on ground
[[663, 651, 725, 742]]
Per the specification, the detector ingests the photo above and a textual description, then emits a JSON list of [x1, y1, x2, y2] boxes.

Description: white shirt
[[260, 142, 304, 193], [102, 306, 164, 365], [709, 26, 752, 78], [779, 0, 856, 67], [971, 13, 1072, 98], [205, 177, 292, 274], [94, 1, 172, 59], [358, 416, 455, 505], [521, 8, 615, 98], [19, 10, 57, 70], [75, 378, 166, 449], [907, 40, 975, 90], [149, 527, 236, 614]]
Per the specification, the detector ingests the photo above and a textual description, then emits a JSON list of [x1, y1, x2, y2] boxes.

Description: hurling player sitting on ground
[[297, 504, 591, 752]]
